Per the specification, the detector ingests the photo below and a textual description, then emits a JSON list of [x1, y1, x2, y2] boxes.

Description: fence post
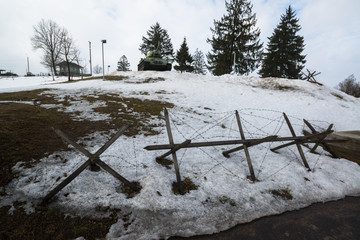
[[235, 110, 256, 181], [283, 113, 311, 171], [164, 108, 184, 194]]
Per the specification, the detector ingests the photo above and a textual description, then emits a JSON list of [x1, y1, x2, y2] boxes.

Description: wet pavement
[[170, 196, 360, 240]]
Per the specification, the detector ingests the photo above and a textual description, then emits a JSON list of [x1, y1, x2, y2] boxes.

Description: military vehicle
[[138, 49, 172, 71]]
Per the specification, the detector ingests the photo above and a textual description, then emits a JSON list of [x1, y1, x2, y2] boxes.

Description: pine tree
[[192, 49, 207, 75], [207, 0, 263, 76], [139, 22, 174, 60], [174, 37, 194, 73], [259, 6, 306, 79], [117, 55, 130, 71]]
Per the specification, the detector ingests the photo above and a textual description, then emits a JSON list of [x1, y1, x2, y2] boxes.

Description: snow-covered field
[[1, 72, 360, 239]]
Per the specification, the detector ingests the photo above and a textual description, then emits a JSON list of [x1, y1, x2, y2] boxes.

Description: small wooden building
[[57, 62, 83, 76]]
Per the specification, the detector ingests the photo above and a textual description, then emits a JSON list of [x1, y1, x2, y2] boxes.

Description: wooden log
[[310, 124, 333, 153], [43, 125, 136, 204], [164, 108, 183, 194], [283, 113, 310, 171], [95, 158, 138, 191], [235, 111, 256, 181], [53, 128, 92, 159], [156, 139, 191, 161], [223, 135, 278, 158], [144, 136, 313, 151], [42, 159, 92, 204], [271, 129, 333, 152], [303, 119, 317, 133], [303, 119, 338, 158], [93, 124, 128, 157]]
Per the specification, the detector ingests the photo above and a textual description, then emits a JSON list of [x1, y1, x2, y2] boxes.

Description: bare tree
[[61, 29, 80, 81], [337, 74, 360, 97], [31, 19, 64, 80], [93, 64, 102, 74]]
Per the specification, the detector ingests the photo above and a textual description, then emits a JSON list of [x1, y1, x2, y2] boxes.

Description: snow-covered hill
[[1, 72, 360, 239]]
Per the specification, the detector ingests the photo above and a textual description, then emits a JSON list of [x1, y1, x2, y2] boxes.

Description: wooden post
[[283, 113, 311, 171], [223, 135, 278, 158], [164, 108, 184, 194], [156, 139, 191, 161], [271, 129, 334, 152], [303, 119, 338, 158], [42, 159, 92, 204], [235, 110, 256, 181], [144, 136, 315, 151], [310, 124, 333, 153], [42, 126, 137, 204]]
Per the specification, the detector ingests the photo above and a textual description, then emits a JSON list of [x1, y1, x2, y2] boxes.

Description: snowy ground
[[1, 72, 360, 239]]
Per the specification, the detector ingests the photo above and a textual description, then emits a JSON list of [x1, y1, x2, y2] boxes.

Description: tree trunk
[[66, 59, 71, 81]]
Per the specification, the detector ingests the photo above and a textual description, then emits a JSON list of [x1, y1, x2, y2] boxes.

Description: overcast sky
[[1, 0, 359, 87]]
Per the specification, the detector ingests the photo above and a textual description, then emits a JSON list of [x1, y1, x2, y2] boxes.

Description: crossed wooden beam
[[42, 125, 139, 204], [145, 110, 335, 185]]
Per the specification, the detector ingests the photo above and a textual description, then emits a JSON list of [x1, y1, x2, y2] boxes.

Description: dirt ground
[[170, 196, 360, 240]]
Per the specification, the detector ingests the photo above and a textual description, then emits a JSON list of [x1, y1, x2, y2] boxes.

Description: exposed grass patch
[[172, 177, 199, 195], [270, 188, 293, 200], [58, 75, 129, 83], [219, 196, 237, 206], [0, 204, 117, 240], [143, 77, 165, 83], [0, 89, 175, 239], [92, 94, 174, 136], [259, 80, 297, 91], [0, 89, 56, 104], [156, 158, 173, 169], [331, 92, 344, 100], [118, 181, 142, 198], [0, 102, 112, 191]]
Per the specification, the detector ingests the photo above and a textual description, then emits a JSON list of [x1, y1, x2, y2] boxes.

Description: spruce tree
[[192, 48, 207, 75], [259, 6, 306, 79], [117, 55, 130, 71], [139, 22, 174, 60], [174, 37, 194, 73], [207, 0, 263, 76]]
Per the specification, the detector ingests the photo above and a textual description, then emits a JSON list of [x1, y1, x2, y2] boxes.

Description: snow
[[1, 71, 360, 239]]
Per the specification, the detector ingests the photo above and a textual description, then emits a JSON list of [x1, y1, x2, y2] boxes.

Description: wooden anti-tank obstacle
[[145, 109, 336, 186], [42, 125, 140, 204]]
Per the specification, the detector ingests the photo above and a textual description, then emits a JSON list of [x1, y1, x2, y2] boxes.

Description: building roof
[[57, 61, 83, 68]]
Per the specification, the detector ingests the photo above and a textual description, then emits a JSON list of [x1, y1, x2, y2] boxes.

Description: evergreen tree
[[139, 22, 174, 60], [207, 0, 263, 76], [192, 48, 207, 75], [174, 37, 194, 73], [117, 55, 130, 71], [259, 6, 306, 79]]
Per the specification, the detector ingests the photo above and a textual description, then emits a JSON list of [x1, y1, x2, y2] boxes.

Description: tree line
[[32, 0, 359, 98], [124, 0, 306, 79], [33, 0, 305, 79]]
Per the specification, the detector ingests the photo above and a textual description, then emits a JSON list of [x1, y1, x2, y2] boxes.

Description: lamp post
[[101, 40, 106, 80], [88, 41, 92, 76]]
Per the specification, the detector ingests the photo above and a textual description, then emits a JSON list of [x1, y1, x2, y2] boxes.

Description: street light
[[101, 39, 106, 80], [88, 41, 92, 76]]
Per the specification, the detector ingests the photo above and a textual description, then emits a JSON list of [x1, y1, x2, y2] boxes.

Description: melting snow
[[1, 72, 360, 239]]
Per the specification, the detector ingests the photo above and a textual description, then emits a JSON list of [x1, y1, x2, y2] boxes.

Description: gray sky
[[1, 0, 359, 87]]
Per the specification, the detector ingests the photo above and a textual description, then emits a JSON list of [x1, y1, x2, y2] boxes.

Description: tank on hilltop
[[137, 49, 172, 71]]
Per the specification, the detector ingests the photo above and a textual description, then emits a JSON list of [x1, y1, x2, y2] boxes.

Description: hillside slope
[[1, 72, 360, 239]]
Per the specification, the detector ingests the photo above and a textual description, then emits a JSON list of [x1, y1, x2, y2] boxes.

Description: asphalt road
[[170, 196, 360, 240]]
